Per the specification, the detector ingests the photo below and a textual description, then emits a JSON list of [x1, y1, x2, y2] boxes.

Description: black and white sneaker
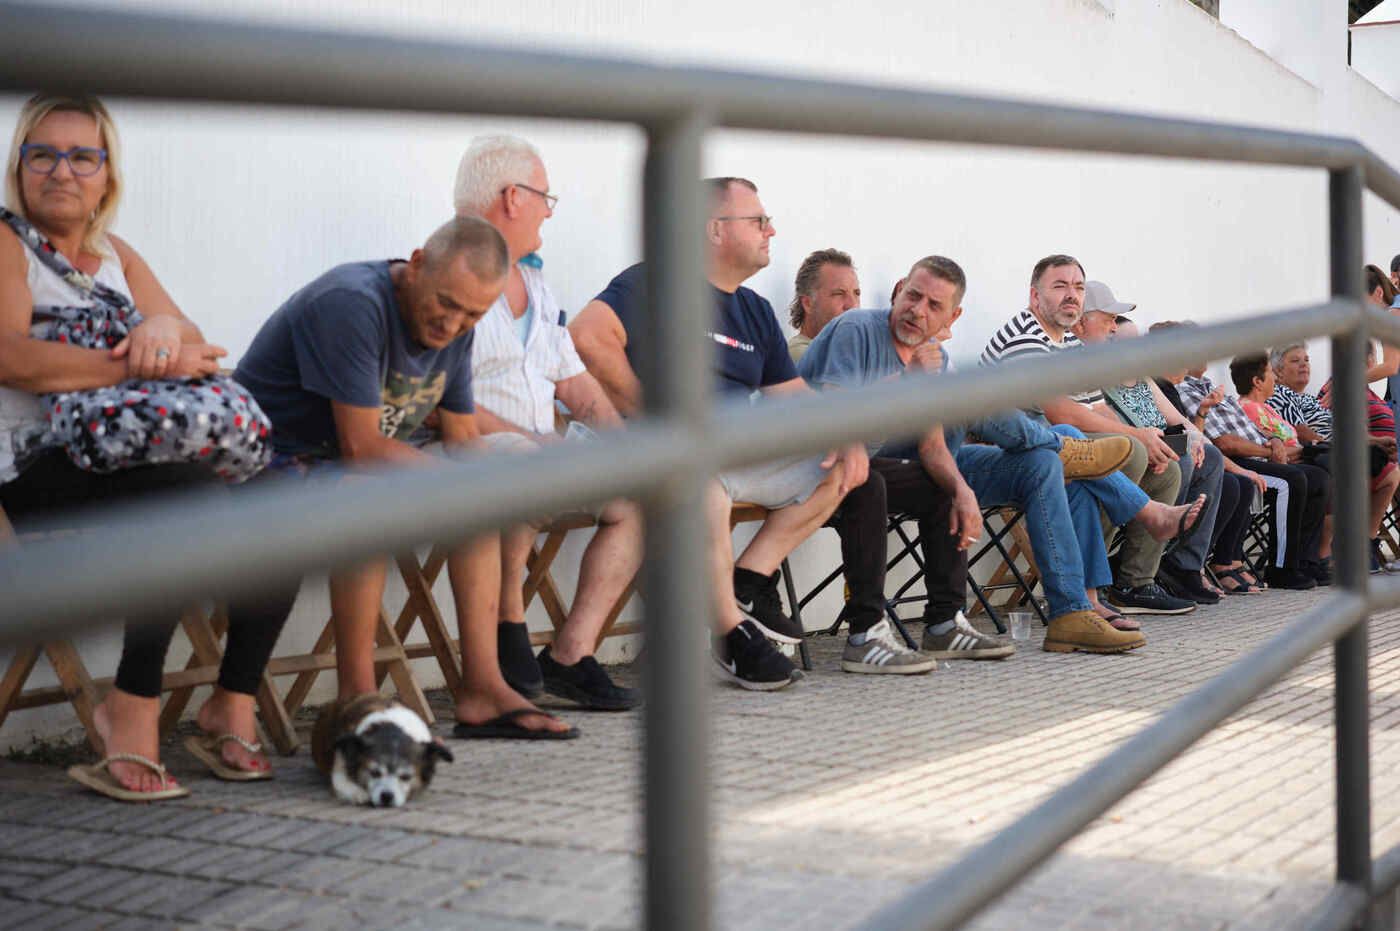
[[734, 569, 805, 644], [713, 620, 802, 691], [1106, 582, 1196, 615]]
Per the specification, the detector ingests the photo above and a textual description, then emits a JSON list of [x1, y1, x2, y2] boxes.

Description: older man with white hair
[[452, 134, 643, 710]]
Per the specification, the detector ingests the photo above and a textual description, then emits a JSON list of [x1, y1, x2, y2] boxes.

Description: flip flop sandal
[[1175, 494, 1209, 539], [1223, 568, 1264, 594], [67, 753, 190, 802], [184, 734, 273, 782], [452, 708, 580, 741], [1102, 610, 1140, 632]]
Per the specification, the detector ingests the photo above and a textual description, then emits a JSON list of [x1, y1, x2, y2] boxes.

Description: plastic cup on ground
[[1007, 611, 1033, 644]]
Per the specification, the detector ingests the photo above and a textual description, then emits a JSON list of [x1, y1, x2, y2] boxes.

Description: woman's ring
[[155, 347, 171, 360]]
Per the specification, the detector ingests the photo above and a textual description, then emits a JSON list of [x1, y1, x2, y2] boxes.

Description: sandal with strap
[[1217, 568, 1264, 595], [183, 733, 273, 782], [68, 753, 190, 802]]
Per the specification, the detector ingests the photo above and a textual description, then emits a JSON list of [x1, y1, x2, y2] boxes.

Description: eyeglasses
[[715, 215, 774, 232], [506, 182, 558, 211], [19, 143, 108, 177]]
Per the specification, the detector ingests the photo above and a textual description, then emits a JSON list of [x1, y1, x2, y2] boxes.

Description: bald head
[[421, 215, 509, 282]]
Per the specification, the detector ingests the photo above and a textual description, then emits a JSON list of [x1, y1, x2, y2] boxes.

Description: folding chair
[[0, 506, 299, 755], [799, 505, 1046, 640], [378, 515, 640, 694]]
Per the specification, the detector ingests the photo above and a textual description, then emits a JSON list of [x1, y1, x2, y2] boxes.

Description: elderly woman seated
[[0, 94, 295, 800], [1269, 341, 1398, 573]]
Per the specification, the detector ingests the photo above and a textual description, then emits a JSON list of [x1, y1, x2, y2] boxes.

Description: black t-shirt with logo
[[593, 262, 797, 398]]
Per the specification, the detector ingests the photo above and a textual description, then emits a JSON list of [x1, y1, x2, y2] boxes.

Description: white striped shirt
[[470, 263, 585, 435], [979, 308, 1104, 413]]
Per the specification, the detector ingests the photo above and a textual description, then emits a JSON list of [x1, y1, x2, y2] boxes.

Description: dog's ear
[[427, 738, 454, 765], [334, 733, 367, 766]]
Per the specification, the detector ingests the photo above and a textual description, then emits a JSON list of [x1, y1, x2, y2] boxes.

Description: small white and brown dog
[[311, 695, 453, 807]]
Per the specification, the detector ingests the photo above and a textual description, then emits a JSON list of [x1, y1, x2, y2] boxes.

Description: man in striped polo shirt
[[980, 255, 1195, 618], [453, 134, 643, 711]]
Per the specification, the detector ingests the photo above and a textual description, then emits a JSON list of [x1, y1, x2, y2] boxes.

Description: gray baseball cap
[[1084, 280, 1135, 317]]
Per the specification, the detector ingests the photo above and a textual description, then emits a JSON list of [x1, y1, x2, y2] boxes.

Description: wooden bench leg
[[388, 548, 461, 695], [283, 619, 336, 718], [375, 610, 432, 722], [43, 640, 103, 755], [158, 606, 225, 738], [595, 580, 637, 649], [0, 644, 41, 733]]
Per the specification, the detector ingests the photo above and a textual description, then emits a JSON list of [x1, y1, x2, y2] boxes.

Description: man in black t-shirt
[[571, 178, 920, 687]]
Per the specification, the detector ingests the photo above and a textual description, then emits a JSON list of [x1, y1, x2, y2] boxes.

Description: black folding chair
[[796, 506, 1045, 642]]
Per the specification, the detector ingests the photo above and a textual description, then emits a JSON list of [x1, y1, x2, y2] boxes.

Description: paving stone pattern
[[1, 587, 1396, 929]]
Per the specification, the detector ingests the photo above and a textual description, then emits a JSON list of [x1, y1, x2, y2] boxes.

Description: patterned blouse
[[1105, 380, 1166, 429], [1269, 384, 1332, 441], [1241, 399, 1300, 447]]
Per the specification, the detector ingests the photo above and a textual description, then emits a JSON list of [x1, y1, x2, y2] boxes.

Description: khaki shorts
[[718, 455, 830, 509]]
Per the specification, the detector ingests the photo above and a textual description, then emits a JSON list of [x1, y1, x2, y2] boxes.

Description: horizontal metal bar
[[1303, 882, 1372, 931], [0, 299, 1358, 645], [0, 1, 1396, 209], [856, 592, 1368, 931], [1365, 303, 1400, 347]]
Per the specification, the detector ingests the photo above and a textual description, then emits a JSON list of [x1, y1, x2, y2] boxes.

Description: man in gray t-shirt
[[800, 256, 1148, 656]]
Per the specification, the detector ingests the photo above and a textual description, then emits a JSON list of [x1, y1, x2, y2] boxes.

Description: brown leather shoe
[[1058, 436, 1134, 481], [1042, 610, 1146, 654]]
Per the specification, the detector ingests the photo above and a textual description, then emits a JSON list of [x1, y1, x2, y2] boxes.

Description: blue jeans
[[944, 409, 1062, 458], [954, 441, 1094, 619], [1049, 425, 1149, 525]]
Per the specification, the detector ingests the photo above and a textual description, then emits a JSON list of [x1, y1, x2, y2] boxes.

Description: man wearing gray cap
[[1073, 280, 1199, 613], [1085, 284, 1225, 605]]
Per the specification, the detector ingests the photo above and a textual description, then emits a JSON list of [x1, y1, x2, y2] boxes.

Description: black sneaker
[[1264, 566, 1317, 590], [1372, 540, 1385, 575], [1106, 582, 1196, 615], [498, 621, 543, 698], [734, 569, 805, 644], [713, 620, 802, 691], [538, 647, 640, 711], [1157, 566, 1221, 605]]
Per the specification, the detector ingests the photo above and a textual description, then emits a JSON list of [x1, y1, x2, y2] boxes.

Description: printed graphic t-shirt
[[592, 263, 797, 397], [235, 260, 475, 458]]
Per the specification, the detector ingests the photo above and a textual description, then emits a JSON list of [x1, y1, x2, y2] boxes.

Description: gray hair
[[1270, 342, 1307, 370], [453, 134, 542, 215], [422, 215, 509, 282]]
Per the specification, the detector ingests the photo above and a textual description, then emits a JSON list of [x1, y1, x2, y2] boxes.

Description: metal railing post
[[639, 110, 713, 931], [1328, 164, 1374, 927]]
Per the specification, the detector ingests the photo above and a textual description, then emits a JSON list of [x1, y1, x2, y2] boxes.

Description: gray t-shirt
[[798, 308, 946, 458], [236, 260, 475, 458]]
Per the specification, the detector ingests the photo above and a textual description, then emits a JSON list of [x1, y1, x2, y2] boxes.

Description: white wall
[[4, 0, 1400, 748]]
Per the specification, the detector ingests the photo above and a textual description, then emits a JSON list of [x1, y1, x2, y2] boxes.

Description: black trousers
[[1232, 457, 1330, 569], [826, 457, 964, 635], [1, 451, 297, 698], [1210, 471, 1253, 565]]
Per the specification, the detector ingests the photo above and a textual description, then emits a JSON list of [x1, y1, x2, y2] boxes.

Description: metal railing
[[0, 4, 1398, 929]]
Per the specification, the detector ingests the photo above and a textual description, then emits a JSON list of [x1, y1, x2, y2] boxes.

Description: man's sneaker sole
[[712, 654, 800, 691], [922, 642, 1015, 660], [840, 655, 937, 675], [742, 616, 804, 645], [1106, 599, 1196, 616], [542, 679, 640, 712], [1043, 636, 1146, 654]]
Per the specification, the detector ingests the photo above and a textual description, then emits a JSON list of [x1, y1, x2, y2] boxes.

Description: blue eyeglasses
[[19, 143, 109, 177]]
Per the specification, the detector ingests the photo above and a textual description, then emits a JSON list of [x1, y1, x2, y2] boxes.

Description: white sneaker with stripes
[[840, 619, 937, 675], [920, 611, 1015, 660]]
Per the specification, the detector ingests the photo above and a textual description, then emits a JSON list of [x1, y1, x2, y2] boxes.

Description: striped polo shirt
[[979, 308, 1104, 415], [470, 262, 585, 435]]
